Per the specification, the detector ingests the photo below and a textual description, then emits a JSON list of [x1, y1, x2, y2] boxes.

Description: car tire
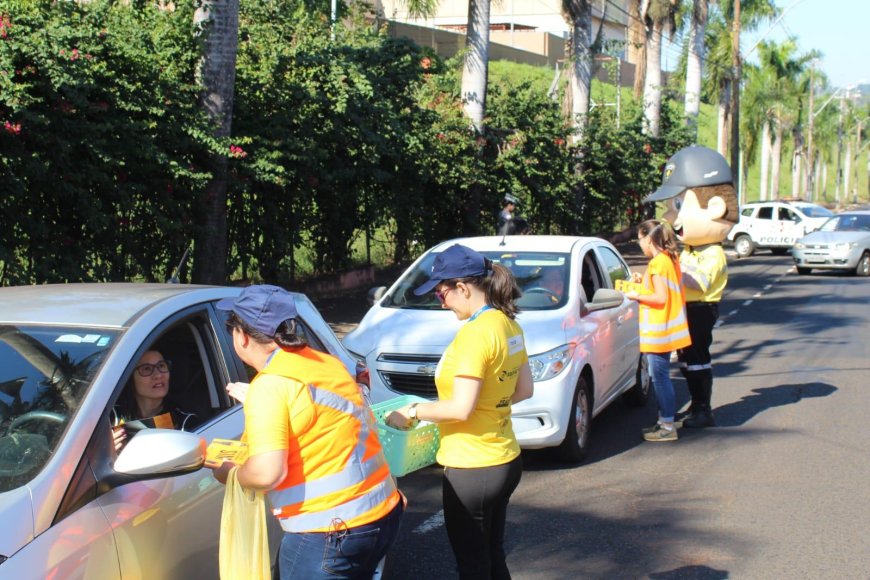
[[557, 377, 591, 464], [796, 267, 812, 275], [622, 354, 650, 406], [734, 235, 755, 258], [855, 252, 870, 277]]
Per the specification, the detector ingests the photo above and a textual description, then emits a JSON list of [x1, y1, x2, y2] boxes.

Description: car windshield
[[381, 251, 571, 310], [818, 214, 870, 232], [799, 205, 834, 218], [0, 325, 117, 492]]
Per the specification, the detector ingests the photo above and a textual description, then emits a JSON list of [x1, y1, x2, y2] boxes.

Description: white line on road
[[764, 284, 773, 290], [412, 510, 444, 535], [743, 300, 754, 306]]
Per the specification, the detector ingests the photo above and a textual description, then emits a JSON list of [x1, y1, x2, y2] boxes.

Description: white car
[[343, 236, 650, 463], [0, 284, 365, 578], [727, 200, 833, 258]]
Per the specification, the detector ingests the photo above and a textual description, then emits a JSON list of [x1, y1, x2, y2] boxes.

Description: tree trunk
[[461, 0, 491, 135], [717, 80, 730, 156], [759, 120, 770, 201], [642, 19, 663, 137], [684, 0, 707, 137], [191, 0, 239, 285], [629, 0, 646, 99], [567, 1, 593, 142], [770, 122, 783, 200]]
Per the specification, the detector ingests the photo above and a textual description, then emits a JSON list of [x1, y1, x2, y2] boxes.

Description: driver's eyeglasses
[[135, 360, 171, 377]]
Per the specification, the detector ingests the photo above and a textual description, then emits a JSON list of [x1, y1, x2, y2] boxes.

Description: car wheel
[[557, 377, 591, 464], [856, 252, 870, 277], [622, 354, 650, 406], [796, 267, 812, 275], [734, 235, 755, 258]]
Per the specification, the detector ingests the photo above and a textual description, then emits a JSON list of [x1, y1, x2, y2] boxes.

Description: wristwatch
[[408, 403, 419, 421]]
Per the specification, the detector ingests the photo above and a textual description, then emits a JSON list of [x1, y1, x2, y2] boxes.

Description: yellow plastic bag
[[219, 466, 271, 580]]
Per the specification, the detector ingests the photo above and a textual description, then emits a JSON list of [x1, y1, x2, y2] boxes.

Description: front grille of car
[[376, 352, 440, 398], [379, 371, 437, 398]]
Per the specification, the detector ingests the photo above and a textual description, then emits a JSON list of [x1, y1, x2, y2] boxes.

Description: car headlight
[[794, 242, 805, 249], [833, 242, 857, 251], [529, 345, 572, 382]]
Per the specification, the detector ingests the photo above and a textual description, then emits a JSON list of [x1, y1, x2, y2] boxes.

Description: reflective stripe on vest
[[267, 383, 395, 533], [639, 255, 691, 352]]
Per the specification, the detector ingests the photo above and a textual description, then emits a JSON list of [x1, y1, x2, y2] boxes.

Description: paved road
[[316, 250, 870, 579]]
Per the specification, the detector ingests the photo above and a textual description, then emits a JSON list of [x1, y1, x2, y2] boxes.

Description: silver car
[[792, 211, 870, 276], [0, 284, 364, 579]]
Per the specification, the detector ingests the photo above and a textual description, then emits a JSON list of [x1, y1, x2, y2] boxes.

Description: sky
[[742, 0, 870, 90]]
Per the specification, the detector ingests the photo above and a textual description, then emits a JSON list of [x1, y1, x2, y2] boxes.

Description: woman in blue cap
[[387, 244, 534, 580], [210, 284, 403, 580]]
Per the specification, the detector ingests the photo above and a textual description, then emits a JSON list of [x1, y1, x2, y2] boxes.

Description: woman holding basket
[[387, 244, 534, 580]]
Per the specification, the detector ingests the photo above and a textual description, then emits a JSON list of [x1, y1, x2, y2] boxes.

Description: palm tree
[[191, 0, 240, 284], [400, 0, 492, 134], [640, 0, 679, 137], [562, 0, 594, 139], [684, 0, 711, 137]]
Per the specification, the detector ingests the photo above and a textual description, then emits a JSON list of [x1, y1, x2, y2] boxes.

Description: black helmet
[[644, 145, 733, 202]]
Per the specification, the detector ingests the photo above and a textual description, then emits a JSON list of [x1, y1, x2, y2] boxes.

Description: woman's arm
[[387, 376, 483, 428], [511, 362, 534, 403], [629, 273, 667, 308], [211, 449, 287, 491]]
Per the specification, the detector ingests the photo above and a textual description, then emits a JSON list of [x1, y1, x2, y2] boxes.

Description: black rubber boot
[[682, 376, 714, 428]]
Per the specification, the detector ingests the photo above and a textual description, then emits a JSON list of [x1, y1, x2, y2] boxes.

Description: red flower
[[229, 145, 247, 158], [0, 14, 11, 39], [421, 57, 432, 70], [643, 143, 652, 154], [3, 120, 21, 135]]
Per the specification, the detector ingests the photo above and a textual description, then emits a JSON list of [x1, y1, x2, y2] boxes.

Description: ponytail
[[449, 263, 522, 319], [637, 219, 680, 262]]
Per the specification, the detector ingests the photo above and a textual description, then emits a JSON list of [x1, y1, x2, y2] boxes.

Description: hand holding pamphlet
[[205, 438, 249, 468], [119, 411, 175, 434], [615, 279, 643, 295]]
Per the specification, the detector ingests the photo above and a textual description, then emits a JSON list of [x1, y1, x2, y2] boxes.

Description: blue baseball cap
[[216, 284, 297, 336], [413, 244, 489, 296]]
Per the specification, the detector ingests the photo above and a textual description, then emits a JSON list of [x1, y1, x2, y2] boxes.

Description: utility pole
[[805, 61, 815, 200], [729, 0, 742, 180]]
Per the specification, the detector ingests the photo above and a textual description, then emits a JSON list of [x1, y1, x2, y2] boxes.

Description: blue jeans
[[646, 352, 676, 422], [278, 499, 403, 580]]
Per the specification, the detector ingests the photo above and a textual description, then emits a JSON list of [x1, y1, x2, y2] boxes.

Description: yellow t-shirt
[[680, 244, 728, 303], [435, 308, 527, 468], [241, 374, 313, 457]]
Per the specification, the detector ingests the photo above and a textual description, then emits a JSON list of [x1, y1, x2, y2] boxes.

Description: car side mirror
[[367, 286, 387, 307], [114, 429, 206, 477], [585, 288, 625, 313]]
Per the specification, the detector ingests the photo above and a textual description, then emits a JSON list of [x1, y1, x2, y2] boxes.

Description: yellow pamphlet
[[206, 438, 249, 467], [615, 279, 643, 294]]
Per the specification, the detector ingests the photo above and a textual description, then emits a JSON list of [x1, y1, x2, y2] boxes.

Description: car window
[[756, 207, 773, 220], [822, 214, 870, 232], [0, 325, 119, 492], [597, 247, 631, 288], [741, 207, 754, 217], [779, 208, 800, 222], [380, 251, 571, 311], [580, 252, 605, 303], [798, 205, 834, 218]]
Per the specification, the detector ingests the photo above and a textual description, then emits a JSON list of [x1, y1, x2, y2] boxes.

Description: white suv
[[727, 200, 833, 258], [342, 236, 650, 464]]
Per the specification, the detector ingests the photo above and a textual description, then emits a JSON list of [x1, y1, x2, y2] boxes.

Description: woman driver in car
[[112, 349, 196, 450]]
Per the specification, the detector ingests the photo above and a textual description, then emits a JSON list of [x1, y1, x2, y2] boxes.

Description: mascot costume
[[644, 146, 739, 428]]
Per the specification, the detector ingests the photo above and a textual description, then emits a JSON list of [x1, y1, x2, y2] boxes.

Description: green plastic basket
[[371, 395, 440, 477]]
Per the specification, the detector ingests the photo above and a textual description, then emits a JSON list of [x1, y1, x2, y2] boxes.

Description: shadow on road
[[711, 382, 837, 427], [649, 565, 729, 579]]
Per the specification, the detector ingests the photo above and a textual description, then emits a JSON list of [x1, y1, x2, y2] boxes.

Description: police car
[[727, 200, 834, 258]]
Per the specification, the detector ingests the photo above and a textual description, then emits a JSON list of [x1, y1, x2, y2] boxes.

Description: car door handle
[[617, 315, 625, 325]]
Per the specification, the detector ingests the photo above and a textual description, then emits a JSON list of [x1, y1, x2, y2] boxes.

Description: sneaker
[[643, 424, 678, 442], [682, 410, 715, 429], [642, 422, 661, 434]]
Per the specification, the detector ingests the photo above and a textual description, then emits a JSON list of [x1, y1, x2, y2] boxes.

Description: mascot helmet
[[644, 145, 733, 203]]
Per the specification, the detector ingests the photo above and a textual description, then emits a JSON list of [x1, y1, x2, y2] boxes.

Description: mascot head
[[644, 145, 739, 246]]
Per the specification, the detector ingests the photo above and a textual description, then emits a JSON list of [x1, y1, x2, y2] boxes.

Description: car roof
[[837, 210, 870, 216], [428, 235, 604, 253], [0, 283, 235, 328]]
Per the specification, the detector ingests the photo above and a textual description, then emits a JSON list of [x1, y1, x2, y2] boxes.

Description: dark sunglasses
[[135, 359, 171, 377]]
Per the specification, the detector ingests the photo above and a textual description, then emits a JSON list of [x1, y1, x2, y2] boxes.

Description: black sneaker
[[682, 410, 715, 429]]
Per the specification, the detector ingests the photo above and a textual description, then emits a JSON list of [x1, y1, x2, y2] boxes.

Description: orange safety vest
[[638, 253, 692, 354], [257, 347, 399, 533]]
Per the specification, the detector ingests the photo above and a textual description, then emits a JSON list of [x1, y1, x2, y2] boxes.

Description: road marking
[[412, 510, 444, 535], [764, 284, 773, 290], [743, 300, 753, 306]]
